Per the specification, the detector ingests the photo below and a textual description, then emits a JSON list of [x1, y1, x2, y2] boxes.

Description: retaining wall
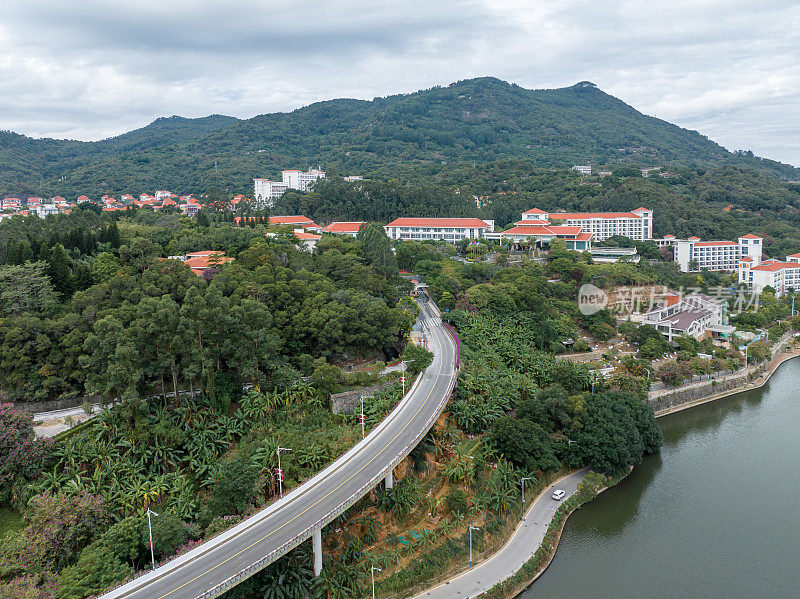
[[330, 382, 393, 415]]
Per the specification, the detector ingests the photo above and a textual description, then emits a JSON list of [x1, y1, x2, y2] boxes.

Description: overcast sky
[[2, 0, 799, 166]]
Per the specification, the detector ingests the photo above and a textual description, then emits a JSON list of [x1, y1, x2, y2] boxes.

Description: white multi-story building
[[518, 207, 652, 241], [154, 190, 171, 202], [254, 169, 326, 208], [384, 218, 493, 243], [282, 169, 326, 191], [739, 253, 800, 297], [1, 198, 22, 210], [572, 165, 592, 175], [253, 179, 290, 208], [675, 234, 762, 273]]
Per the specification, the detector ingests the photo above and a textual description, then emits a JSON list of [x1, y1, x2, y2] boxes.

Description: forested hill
[[0, 115, 237, 195], [1, 77, 798, 198]]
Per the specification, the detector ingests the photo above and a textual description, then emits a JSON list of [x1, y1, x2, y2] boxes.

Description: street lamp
[[401, 359, 415, 396], [567, 439, 577, 472], [276, 446, 292, 499], [371, 565, 382, 599], [469, 526, 480, 568], [360, 396, 373, 440], [520, 477, 533, 515], [146, 508, 159, 571]]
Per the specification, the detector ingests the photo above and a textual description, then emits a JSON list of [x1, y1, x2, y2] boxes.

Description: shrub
[[56, 543, 132, 599], [146, 513, 188, 559], [206, 456, 257, 519], [445, 489, 469, 516]]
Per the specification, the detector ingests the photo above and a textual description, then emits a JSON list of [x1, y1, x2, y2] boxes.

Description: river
[[522, 357, 800, 599]]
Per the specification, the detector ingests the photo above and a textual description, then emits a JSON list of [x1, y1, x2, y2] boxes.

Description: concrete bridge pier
[[313, 529, 322, 576], [385, 470, 394, 489]]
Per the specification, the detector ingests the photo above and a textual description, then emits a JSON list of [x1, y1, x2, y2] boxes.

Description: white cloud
[[0, 0, 798, 166]]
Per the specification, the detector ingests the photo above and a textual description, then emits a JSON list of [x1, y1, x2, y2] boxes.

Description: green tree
[[48, 243, 72, 298], [401, 343, 434, 374], [489, 416, 558, 473]]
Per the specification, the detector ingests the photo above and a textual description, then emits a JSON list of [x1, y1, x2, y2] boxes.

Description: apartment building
[[384, 218, 493, 243], [518, 207, 652, 241], [572, 165, 592, 175], [675, 234, 762, 272]]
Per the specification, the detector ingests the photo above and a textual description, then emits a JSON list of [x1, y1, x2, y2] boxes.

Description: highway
[[102, 295, 458, 599]]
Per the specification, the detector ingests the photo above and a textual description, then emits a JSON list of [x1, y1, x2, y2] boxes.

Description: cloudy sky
[[2, 0, 799, 166]]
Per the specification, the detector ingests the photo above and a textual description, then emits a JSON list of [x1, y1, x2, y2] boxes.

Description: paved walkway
[[413, 469, 589, 599]]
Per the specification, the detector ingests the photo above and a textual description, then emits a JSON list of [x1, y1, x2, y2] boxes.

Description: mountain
[[1, 77, 797, 198]]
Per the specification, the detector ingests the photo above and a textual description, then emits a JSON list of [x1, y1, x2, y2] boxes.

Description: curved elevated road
[[103, 295, 457, 599]]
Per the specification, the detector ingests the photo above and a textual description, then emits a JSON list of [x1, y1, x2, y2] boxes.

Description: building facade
[[253, 179, 290, 208], [384, 218, 492, 243], [323, 222, 364, 237], [518, 207, 652, 241], [499, 224, 593, 251], [642, 293, 728, 341], [281, 169, 326, 191]]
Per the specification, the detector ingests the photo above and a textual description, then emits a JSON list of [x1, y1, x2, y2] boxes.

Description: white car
[[552, 489, 566, 501]]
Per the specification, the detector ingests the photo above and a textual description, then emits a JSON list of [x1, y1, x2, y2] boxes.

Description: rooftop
[[385, 217, 491, 228]]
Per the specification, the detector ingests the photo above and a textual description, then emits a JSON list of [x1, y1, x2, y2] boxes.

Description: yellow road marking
[[155, 317, 449, 598]]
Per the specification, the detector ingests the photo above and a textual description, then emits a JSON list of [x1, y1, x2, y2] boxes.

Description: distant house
[[323, 222, 365, 237], [35, 204, 60, 218]]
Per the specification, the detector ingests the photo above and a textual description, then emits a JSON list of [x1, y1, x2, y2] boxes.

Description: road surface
[[414, 469, 589, 599], [102, 296, 457, 599]]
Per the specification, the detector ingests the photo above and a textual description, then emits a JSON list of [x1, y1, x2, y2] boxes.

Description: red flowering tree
[[0, 404, 53, 500]]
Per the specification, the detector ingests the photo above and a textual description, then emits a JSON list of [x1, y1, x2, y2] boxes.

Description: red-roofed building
[[740, 259, 800, 297], [323, 221, 365, 237], [181, 199, 200, 216], [269, 215, 322, 231], [293, 229, 322, 251], [500, 224, 592, 251], [1, 198, 22, 210], [384, 218, 493, 243], [519, 207, 652, 241], [174, 250, 234, 275], [77, 195, 91, 203]]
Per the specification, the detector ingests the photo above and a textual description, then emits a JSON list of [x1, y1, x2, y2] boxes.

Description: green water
[[523, 357, 800, 599]]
